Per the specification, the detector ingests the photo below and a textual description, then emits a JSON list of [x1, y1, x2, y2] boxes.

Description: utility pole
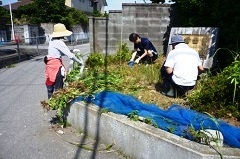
[[9, 1, 15, 41]]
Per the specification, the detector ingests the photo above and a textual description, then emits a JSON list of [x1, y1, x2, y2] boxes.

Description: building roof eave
[[102, 0, 107, 6]]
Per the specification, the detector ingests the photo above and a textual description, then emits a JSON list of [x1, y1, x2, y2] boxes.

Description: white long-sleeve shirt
[[47, 39, 74, 59], [47, 39, 82, 64]]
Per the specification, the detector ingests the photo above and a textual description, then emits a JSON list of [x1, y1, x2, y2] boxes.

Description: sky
[[2, 0, 18, 6]]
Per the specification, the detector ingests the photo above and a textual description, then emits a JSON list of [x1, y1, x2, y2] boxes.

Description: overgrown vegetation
[[187, 49, 240, 120], [41, 43, 240, 127], [41, 42, 171, 122]]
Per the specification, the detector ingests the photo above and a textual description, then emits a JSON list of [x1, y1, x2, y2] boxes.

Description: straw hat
[[51, 23, 72, 38]]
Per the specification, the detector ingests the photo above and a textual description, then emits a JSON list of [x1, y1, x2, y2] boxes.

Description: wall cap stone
[[123, 3, 171, 7]]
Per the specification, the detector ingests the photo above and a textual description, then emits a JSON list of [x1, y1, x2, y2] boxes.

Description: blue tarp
[[72, 91, 240, 148]]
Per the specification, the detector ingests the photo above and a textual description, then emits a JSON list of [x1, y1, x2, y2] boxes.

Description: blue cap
[[169, 34, 185, 45]]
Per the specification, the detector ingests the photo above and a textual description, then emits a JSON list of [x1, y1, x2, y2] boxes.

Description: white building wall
[[67, 0, 106, 13]]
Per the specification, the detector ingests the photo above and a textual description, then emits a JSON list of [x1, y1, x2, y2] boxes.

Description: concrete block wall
[[89, 3, 171, 55], [122, 3, 171, 54], [107, 10, 123, 54], [89, 17, 109, 54], [40, 23, 54, 43], [40, 23, 54, 36]]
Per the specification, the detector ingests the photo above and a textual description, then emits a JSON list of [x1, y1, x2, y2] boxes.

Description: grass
[[83, 54, 187, 110], [78, 43, 188, 109], [83, 53, 240, 127], [42, 48, 240, 128]]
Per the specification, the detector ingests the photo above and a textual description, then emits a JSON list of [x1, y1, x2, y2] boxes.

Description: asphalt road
[[0, 43, 126, 159]]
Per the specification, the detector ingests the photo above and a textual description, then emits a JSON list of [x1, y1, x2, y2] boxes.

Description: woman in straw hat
[[45, 23, 82, 99]]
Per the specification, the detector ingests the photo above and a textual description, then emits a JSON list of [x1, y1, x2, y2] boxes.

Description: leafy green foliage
[[187, 58, 240, 120], [81, 70, 124, 92], [167, 126, 176, 133], [67, 8, 89, 26], [127, 110, 139, 121], [65, 69, 81, 83], [91, 11, 108, 17], [85, 53, 105, 68], [115, 42, 132, 62], [65, 52, 83, 83], [102, 42, 132, 66], [14, 0, 88, 27], [48, 81, 86, 122], [41, 43, 173, 125], [16, 0, 67, 24], [143, 117, 158, 128], [187, 127, 207, 143], [86, 42, 131, 68], [0, 6, 10, 23]]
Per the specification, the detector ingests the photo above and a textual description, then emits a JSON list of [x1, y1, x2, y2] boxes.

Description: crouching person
[[161, 34, 204, 97], [128, 33, 158, 67]]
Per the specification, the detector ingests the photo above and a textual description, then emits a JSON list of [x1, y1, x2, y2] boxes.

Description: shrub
[[187, 60, 240, 120], [85, 52, 104, 68]]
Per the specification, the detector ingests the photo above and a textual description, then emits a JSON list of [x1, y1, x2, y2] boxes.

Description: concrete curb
[[67, 102, 240, 159]]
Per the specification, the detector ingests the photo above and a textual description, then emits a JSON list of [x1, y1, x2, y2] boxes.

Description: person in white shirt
[[161, 34, 204, 97], [45, 23, 82, 99]]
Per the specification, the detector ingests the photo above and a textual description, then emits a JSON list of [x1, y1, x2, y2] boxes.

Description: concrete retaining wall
[[67, 102, 240, 159]]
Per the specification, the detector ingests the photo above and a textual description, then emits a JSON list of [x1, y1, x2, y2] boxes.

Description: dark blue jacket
[[134, 37, 157, 53]]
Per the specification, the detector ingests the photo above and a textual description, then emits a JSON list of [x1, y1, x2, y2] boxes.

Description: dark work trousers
[[46, 66, 64, 99], [160, 61, 171, 91], [160, 61, 194, 95], [136, 51, 158, 64]]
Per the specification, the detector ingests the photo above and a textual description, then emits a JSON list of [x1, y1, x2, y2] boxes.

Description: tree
[[17, 0, 68, 24], [0, 6, 10, 24], [151, 0, 240, 66], [15, 0, 88, 28], [67, 8, 89, 26], [0, 6, 10, 19]]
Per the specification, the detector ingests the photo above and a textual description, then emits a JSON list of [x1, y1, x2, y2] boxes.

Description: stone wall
[[89, 3, 172, 55]]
